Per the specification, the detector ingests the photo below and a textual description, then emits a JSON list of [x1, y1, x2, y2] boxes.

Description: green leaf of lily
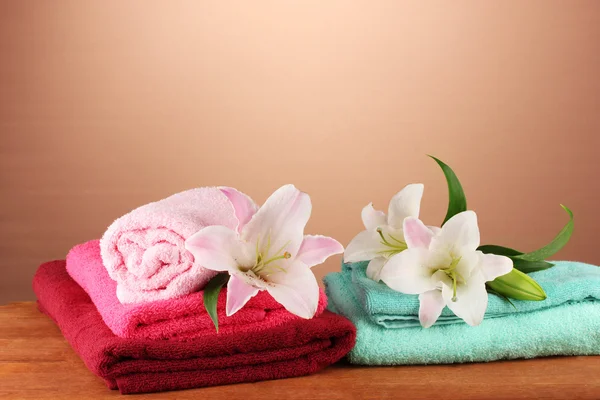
[[477, 245, 554, 273], [203, 273, 230, 332], [487, 269, 547, 301], [514, 205, 574, 262], [510, 258, 554, 273], [429, 155, 467, 226], [477, 245, 522, 257]]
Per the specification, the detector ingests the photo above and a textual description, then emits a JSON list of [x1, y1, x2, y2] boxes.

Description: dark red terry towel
[[33, 260, 356, 394]]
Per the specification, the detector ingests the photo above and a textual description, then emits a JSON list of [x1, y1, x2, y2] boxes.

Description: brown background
[[1, 1, 599, 304]]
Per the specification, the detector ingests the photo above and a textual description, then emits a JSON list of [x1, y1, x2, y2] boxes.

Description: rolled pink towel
[[100, 186, 255, 304]]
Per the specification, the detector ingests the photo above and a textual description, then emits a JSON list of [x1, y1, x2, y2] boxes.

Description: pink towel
[[99, 187, 252, 304], [67, 240, 328, 340]]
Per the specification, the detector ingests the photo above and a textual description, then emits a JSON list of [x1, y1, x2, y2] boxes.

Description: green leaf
[[514, 205, 574, 262], [477, 245, 522, 257], [510, 258, 554, 273], [477, 205, 573, 272], [486, 269, 547, 301], [429, 155, 467, 225], [203, 273, 230, 332]]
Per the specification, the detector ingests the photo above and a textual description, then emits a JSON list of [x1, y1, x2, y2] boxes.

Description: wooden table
[[1, 302, 599, 399]]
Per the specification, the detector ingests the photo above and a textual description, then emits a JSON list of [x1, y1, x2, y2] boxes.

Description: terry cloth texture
[[324, 261, 600, 365], [100, 187, 243, 304], [68, 240, 326, 340], [34, 260, 357, 394]]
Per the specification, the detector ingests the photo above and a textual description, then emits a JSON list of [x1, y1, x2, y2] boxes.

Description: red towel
[[67, 240, 324, 340], [33, 260, 356, 394]]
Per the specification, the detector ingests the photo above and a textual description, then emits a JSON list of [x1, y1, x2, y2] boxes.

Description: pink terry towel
[[67, 240, 328, 340], [99, 186, 252, 304]]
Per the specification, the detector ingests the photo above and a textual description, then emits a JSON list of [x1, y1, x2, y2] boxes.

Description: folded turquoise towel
[[324, 261, 600, 365], [343, 261, 600, 328]]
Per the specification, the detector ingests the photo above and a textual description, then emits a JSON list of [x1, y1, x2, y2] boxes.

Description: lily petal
[[344, 230, 385, 263], [267, 261, 320, 319], [361, 203, 387, 230], [184, 225, 250, 272], [219, 187, 258, 233], [478, 252, 513, 282], [442, 278, 488, 326], [387, 184, 424, 229], [434, 210, 480, 253], [241, 184, 311, 258], [419, 289, 446, 328], [366, 257, 386, 281], [296, 235, 344, 268], [403, 217, 435, 249], [454, 250, 480, 282], [379, 248, 435, 294], [225, 274, 260, 316]]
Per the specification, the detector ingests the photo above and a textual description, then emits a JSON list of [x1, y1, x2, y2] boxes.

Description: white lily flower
[[344, 184, 425, 281], [185, 184, 343, 319], [379, 211, 513, 327]]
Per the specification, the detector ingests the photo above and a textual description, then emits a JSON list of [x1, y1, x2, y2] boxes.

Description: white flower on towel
[[344, 184, 429, 282], [185, 184, 343, 319], [379, 211, 513, 328]]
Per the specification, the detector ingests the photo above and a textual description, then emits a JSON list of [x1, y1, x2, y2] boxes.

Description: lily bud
[[487, 269, 547, 301]]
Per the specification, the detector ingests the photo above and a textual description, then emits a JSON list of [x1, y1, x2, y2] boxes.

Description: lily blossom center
[[375, 227, 408, 258], [240, 234, 292, 279], [435, 255, 463, 302]]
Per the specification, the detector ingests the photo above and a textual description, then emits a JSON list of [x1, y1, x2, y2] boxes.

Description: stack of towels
[[324, 261, 600, 365], [33, 188, 356, 394]]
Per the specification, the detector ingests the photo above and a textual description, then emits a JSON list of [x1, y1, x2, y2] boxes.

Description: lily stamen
[[441, 256, 462, 302], [376, 227, 408, 258], [250, 232, 292, 275], [262, 251, 292, 266], [376, 227, 394, 247], [451, 271, 458, 302], [388, 233, 406, 245]]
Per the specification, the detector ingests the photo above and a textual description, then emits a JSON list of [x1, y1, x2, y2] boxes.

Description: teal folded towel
[[324, 261, 600, 365], [343, 261, 600, 328]]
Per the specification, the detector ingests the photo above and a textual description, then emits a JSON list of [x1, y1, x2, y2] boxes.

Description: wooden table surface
[[1, 302, 599, 399]]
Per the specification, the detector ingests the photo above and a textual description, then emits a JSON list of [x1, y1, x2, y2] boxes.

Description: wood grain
[[1, 302, 599, 399]]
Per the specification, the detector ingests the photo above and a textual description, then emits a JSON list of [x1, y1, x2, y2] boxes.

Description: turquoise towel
[[324, 262, 600, 365], [343, 261, 600, 328]]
